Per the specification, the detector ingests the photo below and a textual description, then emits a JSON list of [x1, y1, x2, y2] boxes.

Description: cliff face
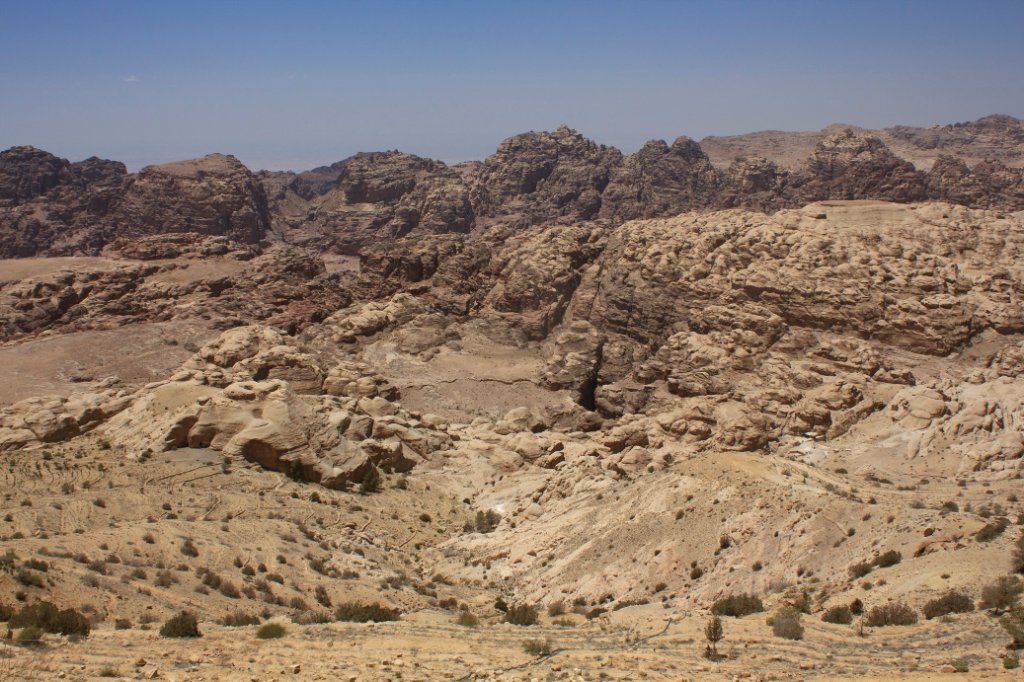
[[2, 115, 1022, 258]]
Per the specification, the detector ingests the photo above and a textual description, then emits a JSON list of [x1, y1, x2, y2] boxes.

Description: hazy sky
[[2, 0, 1022, 171]]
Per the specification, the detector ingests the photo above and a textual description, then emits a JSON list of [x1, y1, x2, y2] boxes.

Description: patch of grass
[[222, 611, 260, 627], [522, 638, 552, 657]]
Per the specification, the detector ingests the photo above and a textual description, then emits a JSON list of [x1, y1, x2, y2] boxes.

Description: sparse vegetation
[[333, 602, 400, 623], [981, 576, 1023, 611]]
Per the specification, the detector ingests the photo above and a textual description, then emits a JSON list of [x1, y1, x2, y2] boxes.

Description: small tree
[[704, 615, 724, 659]]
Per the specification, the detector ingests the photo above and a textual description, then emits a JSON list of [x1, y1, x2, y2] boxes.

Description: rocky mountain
[[0, 148, 270, 258], [702, 113, 1024, 170], [4, 115, 1021, 260], [3, 119, 1024, 679]]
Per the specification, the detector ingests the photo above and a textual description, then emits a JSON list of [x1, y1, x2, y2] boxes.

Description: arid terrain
[[2, 117, 1024, 680]]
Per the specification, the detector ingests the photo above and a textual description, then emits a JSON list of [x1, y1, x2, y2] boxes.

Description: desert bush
[[159, 611, 201, 638], [180, 539, 198, 558], [976, 517, 1010, 542], [522, 638, 552, 656], [219, 580, 241, 599], [864, 602, 918, 627], [9, 601, 90, 636], [14, 625, 44, 645], [1013, 534, 1024, 575], [358, 468, 381, 494], [849, 598, 864, 615], [504, 603, 539, 626], [822, 604, 853, 624], [769, 607, 804, 640], [475, 510, 501, 533], [154, 570, 176, 588], [1004, 654, 1020, 669], [256, 622, 286, 639], [711, 593, 764, 617], [690, 566, 704, 580], [873, 550, 902, 568], [114, 618, 132, 630], [547, 600, 566, 617], [221, 611, 260, 627], [333, 602, 401, 622], [981, 576, 1024, 610], [922, 590, 974, 619], [291, 609, 333, 625], [456, 611, 479, 627], [314, 584, 332, 608], [849, 561, 874, 579]]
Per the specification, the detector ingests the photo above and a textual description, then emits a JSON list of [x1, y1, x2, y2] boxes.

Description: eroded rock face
[[0, 150, 268, 257], [92, 326, 451, 487], [472, 125, 623, 225], [265, 151, 474, 254], [0, 240, 348, 341], [111, 154, 270, 244]]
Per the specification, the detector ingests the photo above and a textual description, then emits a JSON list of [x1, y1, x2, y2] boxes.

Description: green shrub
[[522, 638, 552, 656], [864, 602, 918, 627], [504, 603, 539, 626], [822, 604, 853, 624], [256, 622, 286, 639], [711, 593, 764, 617], [333, 602, 400, 623], [922, 590, 974, 619], [159, 611, 201, 638], [9, 601, 90, 636]]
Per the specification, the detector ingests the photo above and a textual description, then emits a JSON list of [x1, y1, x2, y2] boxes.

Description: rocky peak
[[0, 145, 71, 206], [473, 126, 622, 224]]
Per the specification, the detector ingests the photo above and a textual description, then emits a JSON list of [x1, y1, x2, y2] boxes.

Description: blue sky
[[2, 0, 1022, 171]]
